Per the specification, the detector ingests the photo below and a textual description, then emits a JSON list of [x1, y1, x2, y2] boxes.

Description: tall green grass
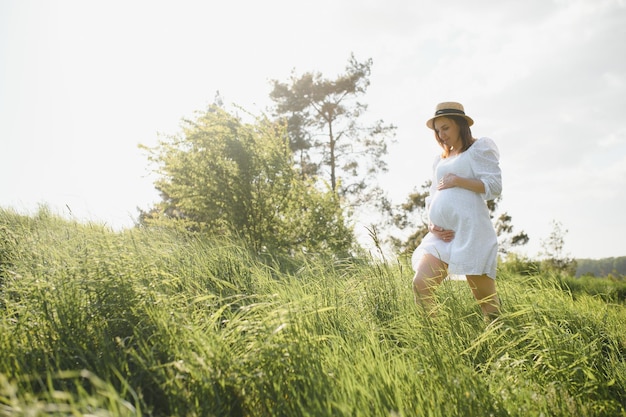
[[1, 207, 625, 416]]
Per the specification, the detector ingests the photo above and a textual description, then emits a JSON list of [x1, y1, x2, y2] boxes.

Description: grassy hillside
[[1, 207, 625, 416]]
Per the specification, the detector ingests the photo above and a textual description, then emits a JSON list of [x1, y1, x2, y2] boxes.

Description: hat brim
[[426, 114, 474, 130]]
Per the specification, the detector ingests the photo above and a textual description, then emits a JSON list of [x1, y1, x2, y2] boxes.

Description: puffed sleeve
[[470, 137, 502, 201], [425, 155, 441, 211]]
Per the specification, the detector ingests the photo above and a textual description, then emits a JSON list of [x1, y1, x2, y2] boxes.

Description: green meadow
[[1, 208, 625, 416]]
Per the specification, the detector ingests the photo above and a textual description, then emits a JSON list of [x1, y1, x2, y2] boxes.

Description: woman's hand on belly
[[438, 173, 486, 194], [437, 173, 459, 190], [430, 224, 455, 242]]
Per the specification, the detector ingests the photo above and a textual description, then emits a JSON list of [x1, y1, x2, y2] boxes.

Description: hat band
[[435, 108, 466, 116]]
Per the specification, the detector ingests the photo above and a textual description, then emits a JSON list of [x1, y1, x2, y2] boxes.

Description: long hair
[[435, 115, 474, 158]]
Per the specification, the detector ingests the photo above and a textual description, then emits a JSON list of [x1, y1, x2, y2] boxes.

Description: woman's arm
[[468, 137, 502, 200], [438, 138, 502, 198], [438, 174, 485, 193]]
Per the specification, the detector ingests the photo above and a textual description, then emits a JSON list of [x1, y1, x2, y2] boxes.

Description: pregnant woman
[[412, 102, 502, 321]]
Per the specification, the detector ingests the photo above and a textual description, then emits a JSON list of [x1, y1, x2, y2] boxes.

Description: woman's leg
[[466, 274, 500, 319], [412, 253, 448, 314]]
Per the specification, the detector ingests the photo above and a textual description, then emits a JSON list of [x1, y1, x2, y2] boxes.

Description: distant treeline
[[576, 256, 626, 278]]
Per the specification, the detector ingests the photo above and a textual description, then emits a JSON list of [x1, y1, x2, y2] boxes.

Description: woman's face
[[434, 117, 461, 150]]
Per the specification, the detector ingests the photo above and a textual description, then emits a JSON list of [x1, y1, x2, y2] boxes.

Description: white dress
[[411, 137, 502, 279]]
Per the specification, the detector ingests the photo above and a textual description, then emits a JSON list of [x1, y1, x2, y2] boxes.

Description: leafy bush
[[140, 107, 355, 258], [499, 252, 541, 276]]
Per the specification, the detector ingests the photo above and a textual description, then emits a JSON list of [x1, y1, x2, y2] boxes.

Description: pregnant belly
[[428, 188, 479, 230]]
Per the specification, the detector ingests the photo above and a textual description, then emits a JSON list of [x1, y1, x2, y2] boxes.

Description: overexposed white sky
[[1, 0, 625, 259]]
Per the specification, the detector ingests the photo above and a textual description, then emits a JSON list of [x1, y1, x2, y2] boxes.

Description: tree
[[540, 220, 577, 275], [387, 183, 528, 256], [489, 197, 529, 253], [139, 106, 354, 256], [577, 257, 626, 278], [385, 181, 431, 255], [269, 54, 396, 209]]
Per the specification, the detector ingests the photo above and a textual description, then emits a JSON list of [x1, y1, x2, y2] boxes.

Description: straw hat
[[426, 102, 474, 129]]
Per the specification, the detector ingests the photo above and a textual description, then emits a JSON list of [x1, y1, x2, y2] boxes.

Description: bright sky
[[1, 0, 625, 260]]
